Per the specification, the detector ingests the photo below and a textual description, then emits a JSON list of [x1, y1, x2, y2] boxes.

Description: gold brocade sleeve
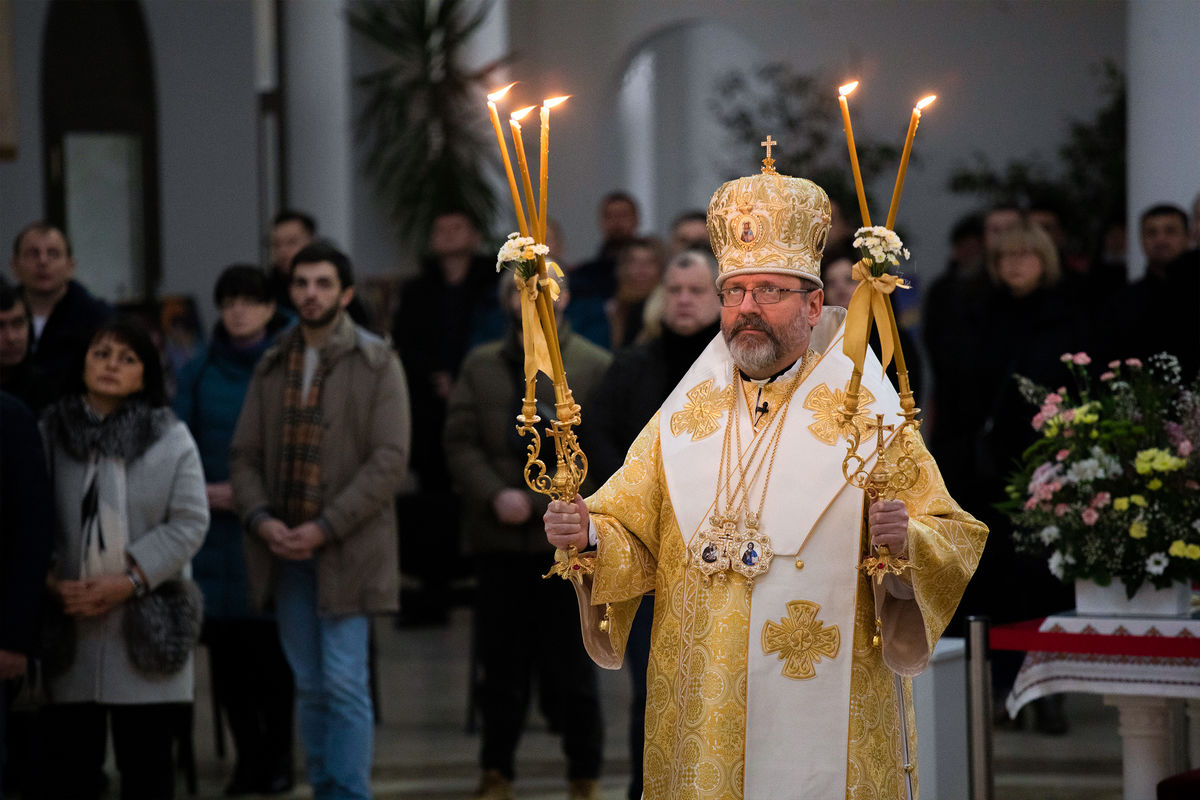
[[876, 426, 988, 676], [574, 412, 665, 665]]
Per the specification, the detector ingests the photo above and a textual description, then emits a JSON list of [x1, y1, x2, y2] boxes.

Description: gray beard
[[728, 333, 781, 375], [723, 311, 811, 376]]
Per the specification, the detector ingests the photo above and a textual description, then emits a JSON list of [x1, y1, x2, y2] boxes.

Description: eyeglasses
[[717, 285, 812, 307]]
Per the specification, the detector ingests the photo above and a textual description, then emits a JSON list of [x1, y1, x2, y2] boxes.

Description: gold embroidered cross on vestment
[[670, 379, 734, 441], [761, 599, 841, 680]]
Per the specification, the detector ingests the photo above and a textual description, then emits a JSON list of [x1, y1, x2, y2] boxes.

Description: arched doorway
[[42, 0, 160, 302], [614, 20, 759, 234]]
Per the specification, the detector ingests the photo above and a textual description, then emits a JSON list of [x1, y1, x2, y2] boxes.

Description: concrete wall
[[2, 0, 1147, 325], [504, 0, 1128, 283], [0, 0, 50, 253], [0, 0, 260, 328], [143, 0, 259, 318]]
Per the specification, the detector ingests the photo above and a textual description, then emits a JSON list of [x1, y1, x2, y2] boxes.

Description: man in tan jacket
[[231, 242, 410, 800]]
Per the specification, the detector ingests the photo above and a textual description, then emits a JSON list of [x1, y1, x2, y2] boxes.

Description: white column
[[1105, 694, 1172, 800], [282, 0, 353, 251], [1126, 0, 1200, 279]]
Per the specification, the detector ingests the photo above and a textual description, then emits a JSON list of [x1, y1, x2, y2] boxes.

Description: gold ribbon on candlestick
[[843, 259, 909, 377], [514, 267, 562, 383]]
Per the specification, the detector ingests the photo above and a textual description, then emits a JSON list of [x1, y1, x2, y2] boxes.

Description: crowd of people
[[0, 183, 1197, 799]]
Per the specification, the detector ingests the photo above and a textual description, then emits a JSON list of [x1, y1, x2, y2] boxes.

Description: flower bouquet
[[1003, 352, 1200, 597]]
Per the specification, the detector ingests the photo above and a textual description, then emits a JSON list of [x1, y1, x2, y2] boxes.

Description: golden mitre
[[706, 150, 832, 288]]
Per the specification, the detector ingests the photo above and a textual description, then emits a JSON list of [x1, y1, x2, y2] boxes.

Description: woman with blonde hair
[[949, 217, 1092, 733]]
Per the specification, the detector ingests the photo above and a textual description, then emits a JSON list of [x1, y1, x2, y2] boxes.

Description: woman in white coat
[[36, 319, 208, 800]]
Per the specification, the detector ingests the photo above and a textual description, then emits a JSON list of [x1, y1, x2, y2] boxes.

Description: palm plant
[[349, 0, 504, 245]]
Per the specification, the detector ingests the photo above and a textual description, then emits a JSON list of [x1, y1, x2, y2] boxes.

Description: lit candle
[[509, 106, 540, 247], [486, 82, 529, 237], [837, 81, 872, 227], [885, 95, 936, 230], [538, 96, 569, 244]]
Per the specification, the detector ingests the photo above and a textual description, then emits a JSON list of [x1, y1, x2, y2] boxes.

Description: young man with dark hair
[[231, 244, 410, 800], [268, 210, 317, 306], [1139, 203, 1190, 278], [571, 192, 641, 300]]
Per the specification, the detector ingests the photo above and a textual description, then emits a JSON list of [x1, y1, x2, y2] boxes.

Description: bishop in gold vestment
[[545, 165, 986, 799]]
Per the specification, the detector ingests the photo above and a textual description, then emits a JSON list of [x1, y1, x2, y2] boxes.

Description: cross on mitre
[[760, 135, 778, 175]]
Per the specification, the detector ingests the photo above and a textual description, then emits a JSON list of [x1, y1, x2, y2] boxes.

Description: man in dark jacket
[[391, 210, 499, 625], [585, 249, 721, 800], [8, 222, 112, 406], [0, 392, 55, 797], [444, 272, 610, 800]]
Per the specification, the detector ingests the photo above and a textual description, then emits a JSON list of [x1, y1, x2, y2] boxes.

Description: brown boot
[[567, 778, 601, 800], [473, 769, 515, 800]]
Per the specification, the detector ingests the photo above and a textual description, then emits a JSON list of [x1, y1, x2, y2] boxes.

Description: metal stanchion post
[[966, 616, 994, 800]]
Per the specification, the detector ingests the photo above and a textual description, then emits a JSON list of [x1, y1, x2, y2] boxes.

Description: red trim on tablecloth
[[990, 618, 1200, 658]]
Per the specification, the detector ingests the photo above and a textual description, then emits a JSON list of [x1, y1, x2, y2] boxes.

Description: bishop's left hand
[[868, 499, 909, 555]]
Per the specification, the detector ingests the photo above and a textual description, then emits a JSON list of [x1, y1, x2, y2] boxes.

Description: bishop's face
[[719, 273, 823, 379]]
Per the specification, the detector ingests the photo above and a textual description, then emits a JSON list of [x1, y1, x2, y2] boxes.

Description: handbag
[[121, 578, 204, 676]]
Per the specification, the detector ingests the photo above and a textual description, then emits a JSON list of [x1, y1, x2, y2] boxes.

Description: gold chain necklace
[[689, 355, 810, 585]]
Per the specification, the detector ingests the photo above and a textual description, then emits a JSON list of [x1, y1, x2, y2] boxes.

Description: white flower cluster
[[1038, 525, 1061, 546], [853, 226, 910, 267], [495, 233, 549, 272], [1060, 446, 1122, 486], [1048, 550, 1076, 580]]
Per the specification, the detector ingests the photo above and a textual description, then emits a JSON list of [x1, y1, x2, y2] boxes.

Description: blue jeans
[[274, 560, 372, 800]]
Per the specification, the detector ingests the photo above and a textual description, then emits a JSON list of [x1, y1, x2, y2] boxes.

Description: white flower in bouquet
[[853, 226, 910, 271], [1145, 552, 1170, 576], [1038, 525, 1061, 546], [495, 232, 549, 279]]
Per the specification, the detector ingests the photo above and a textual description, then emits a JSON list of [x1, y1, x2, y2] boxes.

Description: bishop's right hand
[[544, 494, 590, 552]]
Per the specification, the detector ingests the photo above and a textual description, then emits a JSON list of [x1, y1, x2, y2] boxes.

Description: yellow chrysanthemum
[[1169, 540, 1188, 557], [1148, 478, 1163, 491], [1188, 544, 1200, 560], [1113, 497, 1130, 511], [1130, 495, 1147, 508], [1128, 520, 1148, 539]]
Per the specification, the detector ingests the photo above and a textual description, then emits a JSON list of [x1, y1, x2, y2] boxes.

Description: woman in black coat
[[939, 220, 1094, 728]]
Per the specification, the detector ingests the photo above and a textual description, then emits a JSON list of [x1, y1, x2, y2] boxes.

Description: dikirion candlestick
[[885, 95, 936, 230], [837, 81, 872, 227], [538, 97, 569, 244], [486, 83, 529, 238]]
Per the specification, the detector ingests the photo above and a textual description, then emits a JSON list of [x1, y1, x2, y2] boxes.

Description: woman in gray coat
[[35, 320, 208, 800]]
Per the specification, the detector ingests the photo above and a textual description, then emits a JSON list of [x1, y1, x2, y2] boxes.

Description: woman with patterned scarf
[[34, 319, 208, 800]]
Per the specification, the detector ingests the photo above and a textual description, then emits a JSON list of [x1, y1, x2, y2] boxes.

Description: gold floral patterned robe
[[570, 312, 986, 800]]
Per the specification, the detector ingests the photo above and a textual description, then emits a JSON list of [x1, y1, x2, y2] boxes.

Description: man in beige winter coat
[[231, 242, 410, 800]]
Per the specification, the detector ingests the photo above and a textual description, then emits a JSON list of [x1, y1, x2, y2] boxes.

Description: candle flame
[[487, 82, 517, 103], [511, 105, 536, 122], [915, 95, 937, 111], [838, 81, 859, 97], [542, 95, 570, 109]]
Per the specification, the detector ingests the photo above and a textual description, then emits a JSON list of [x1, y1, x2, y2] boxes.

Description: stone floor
[[147, 606, 1137, 800], [2, 604, 1131, 799]]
